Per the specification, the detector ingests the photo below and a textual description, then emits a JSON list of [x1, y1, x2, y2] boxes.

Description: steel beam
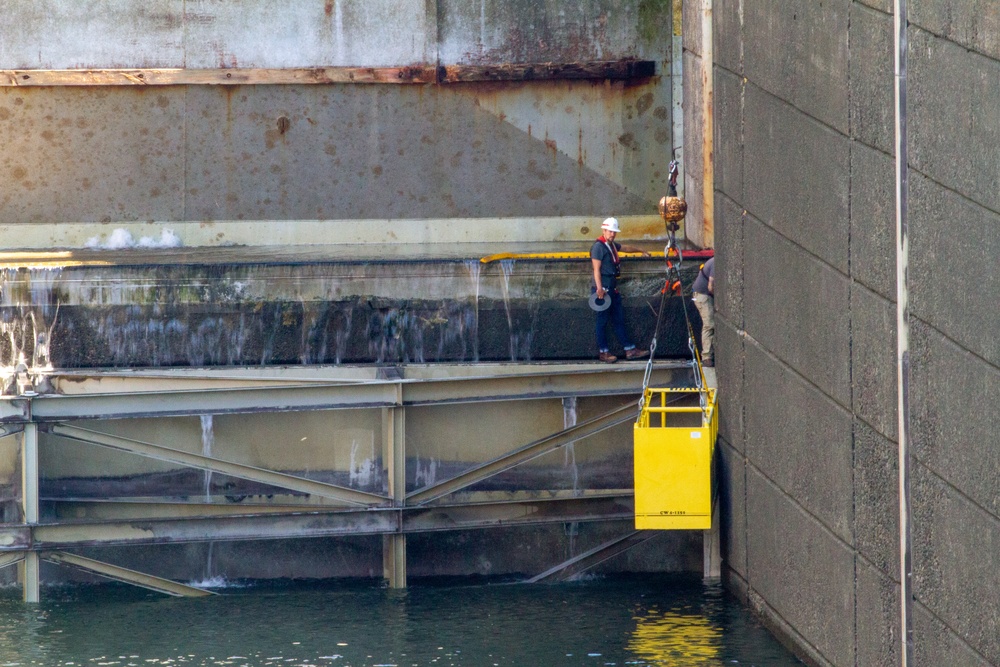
[[42, 552, 214, 597], [29, 363, 684, 421], [527, 531, 658, 583], [33, 509, 399, 548], [403, 495, 634, 533], [30, 495, 632, 548], [47, 500, 347, 520], [0, 398, 29, 423], [401, 367, 680, 405], [0, 552, 23, 569], [32, 382, 402, 420], [48, 424, 388, 507], [0, 525, 31, 550], [383, 535, 406, 589], [406, 401, 638, 505], [22, 424, 39, 523], [45, 489, 629, 521], [1, 61, 655, 87], [21, 553, 39, 603], [21, 424, 39, 602], [382, 405, 407, 588]]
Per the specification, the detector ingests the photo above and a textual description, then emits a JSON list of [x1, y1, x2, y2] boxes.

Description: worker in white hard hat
[[590, 217, 650, 364]]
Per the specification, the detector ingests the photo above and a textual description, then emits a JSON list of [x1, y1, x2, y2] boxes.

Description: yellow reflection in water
[[627, 609, 722, 664]]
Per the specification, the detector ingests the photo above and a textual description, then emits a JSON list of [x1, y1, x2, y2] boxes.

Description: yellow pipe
[[480, 251, 676, 264]]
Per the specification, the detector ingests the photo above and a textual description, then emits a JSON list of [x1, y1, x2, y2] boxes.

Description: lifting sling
[[633, 224, 718, 530]]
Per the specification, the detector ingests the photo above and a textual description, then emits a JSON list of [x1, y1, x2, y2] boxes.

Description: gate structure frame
[[1, 361, 692, 601]]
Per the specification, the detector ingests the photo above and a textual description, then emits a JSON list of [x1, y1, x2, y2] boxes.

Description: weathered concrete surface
[[855, 558, 900, 667], [0, 257, 702, 368], [849, 142, 896, 300], [0, 85, 652, 225], [1, 1, 422, 69], [715, 319, 744, 452], [716, 439, 746, 579], [909, 172, 1000, 369], [714, 68, 744, 204], [909, 321, 1000, 519], [909, 28, 1000, 215], [437, 0, 658, 66], [746, 468, 855, 667], [912, 463, 1000, 665], [910, 0, 1000, 61], [705, 0, 1000, 663], [743, 217, 851, 408], [743, 84, 851, 275], [853, 419, 898, 575], [850, 283, 897, 442], [714, 196, 744, 328], [914, 604, 994, 667], [0, 1, 678, 236], [744, 341, 853, 543], [849, 3, 895, 155], [743, 0, 850, 134]]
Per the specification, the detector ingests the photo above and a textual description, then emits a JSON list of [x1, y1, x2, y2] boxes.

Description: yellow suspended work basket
[[634, 387, 718, 530]]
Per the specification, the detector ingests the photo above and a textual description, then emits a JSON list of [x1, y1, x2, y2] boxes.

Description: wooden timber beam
[[0, 60, 655, 87]]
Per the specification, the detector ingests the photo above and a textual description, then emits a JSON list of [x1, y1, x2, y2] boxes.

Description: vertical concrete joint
[[701, 0, 715, 248], [894, 0, 913, 664], [672, 0, 685, 199]]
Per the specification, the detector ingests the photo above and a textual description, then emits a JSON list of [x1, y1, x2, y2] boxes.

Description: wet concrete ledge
[[0, 242, 709, 371]]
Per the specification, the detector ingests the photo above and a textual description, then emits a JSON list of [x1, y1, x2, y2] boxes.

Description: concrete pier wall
[[0, 1, 705, 591], [0, 0, 676, 238], [701, 1, 1000, 665]]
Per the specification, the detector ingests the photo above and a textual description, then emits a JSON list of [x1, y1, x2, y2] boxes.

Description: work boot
[[598, 351, 618, 363], [625, 348, 649, 360]]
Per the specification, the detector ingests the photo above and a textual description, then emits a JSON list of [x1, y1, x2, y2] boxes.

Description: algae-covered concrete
[[704, 0, 1000, 664]]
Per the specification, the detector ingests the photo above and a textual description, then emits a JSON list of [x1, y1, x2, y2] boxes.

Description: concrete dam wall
[[0, 1, 717, 595], [0, 0, 676, 231], [697, 0, 1000, 665]]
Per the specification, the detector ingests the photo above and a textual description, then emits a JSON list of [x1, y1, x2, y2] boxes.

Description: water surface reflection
[[0, 575, 801, 666]]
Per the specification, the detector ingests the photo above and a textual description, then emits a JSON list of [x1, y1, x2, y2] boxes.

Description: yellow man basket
[[634, 387, 717, 530]]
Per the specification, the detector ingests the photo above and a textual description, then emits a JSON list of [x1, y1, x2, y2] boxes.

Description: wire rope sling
[[633, 195, 718, 530]]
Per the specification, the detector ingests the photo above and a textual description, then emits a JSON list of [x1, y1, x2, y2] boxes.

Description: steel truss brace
[[407, 400, 638, 505], [42, 551, 214, 597], [47, 424, 387, 508], [13, 495, 633, 549], [0, 552, 24, 569], [526, 530, 658, 583]]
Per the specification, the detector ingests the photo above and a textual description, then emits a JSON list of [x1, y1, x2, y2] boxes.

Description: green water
[[0, 576, 801, 667]]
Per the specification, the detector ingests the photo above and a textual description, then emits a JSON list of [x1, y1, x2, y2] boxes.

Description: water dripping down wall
[[0, 254, 702, 385]]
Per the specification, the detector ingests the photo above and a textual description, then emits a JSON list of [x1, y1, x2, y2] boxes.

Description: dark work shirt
[[693, 257, 714, 295], [590, 239, 621, 279]]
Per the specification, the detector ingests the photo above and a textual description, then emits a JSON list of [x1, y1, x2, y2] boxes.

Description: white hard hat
[[601, 217, 621, 232]]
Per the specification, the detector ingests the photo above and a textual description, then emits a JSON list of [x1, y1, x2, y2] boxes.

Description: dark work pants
[[593, 277, 633, 352]]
